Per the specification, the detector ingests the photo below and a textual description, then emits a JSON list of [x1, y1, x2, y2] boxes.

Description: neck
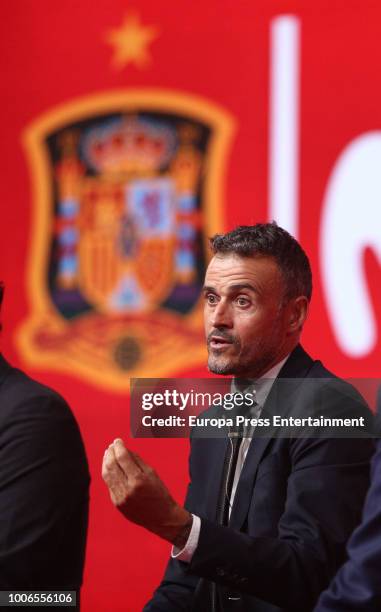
[[240, 341, 299, 380]]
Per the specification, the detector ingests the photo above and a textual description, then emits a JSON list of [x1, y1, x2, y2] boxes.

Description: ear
[[287, 296, 309, 333]]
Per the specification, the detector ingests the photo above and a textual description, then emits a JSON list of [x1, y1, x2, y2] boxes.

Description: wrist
[[172, 509, 193, 549], [157, 506, 192, 547]]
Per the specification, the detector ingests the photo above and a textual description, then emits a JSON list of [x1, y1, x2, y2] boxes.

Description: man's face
[[203, 253, 293, 378]]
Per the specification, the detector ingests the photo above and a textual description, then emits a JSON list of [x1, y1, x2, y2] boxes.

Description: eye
[[205, 293, 218, 305], [236, 296, 250, 307]]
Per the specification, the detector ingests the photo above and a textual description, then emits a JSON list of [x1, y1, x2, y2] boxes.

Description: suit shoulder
[[0, 365, 89, 476], [0, 365, 71, 419], [308, 361, 370, 412]]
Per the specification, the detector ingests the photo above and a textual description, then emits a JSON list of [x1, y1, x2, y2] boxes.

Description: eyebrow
[[203, 283, 258, 294]]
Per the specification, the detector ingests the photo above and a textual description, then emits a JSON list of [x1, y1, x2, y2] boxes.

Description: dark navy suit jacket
[[0, 354, 90, 600], [314, 437, 381, 611], [144, 346, 374, 612]]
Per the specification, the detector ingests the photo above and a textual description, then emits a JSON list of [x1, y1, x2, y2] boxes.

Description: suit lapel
[[229, 344, 315, 530], [229, 434, 273, 529], [203, 436, 230, 521]]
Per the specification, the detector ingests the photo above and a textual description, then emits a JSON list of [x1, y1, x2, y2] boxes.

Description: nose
[[210, 299, 233, 329]]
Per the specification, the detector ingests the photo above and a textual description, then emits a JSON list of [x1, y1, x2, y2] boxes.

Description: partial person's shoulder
[[0, 359, 71, 419], [0, 358, 88, 472]]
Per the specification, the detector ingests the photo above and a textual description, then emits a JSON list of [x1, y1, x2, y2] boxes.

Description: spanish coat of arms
[[18, 91, 234, 390]]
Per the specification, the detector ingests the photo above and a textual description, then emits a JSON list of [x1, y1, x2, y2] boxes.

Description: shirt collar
[[231, 354, 290, 409]]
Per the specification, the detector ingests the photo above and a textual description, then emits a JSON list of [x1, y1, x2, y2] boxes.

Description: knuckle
[[115, 493, 130, 509]]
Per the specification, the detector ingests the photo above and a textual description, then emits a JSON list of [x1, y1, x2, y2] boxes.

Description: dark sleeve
[[313, 440, 381, 612], [0, 391, 90, 590], [142, 553, 199, 612], [187, 436, 374, 611]]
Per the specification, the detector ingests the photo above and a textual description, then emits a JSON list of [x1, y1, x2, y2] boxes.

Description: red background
[[0, 1, 380, 610]]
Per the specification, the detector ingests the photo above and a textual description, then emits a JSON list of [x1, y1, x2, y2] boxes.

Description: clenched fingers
[[112, 438, 143, 479], [102, 443, 130, 507]]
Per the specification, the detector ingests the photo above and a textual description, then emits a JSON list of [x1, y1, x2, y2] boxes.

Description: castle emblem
[[18, 91, 234, 390]]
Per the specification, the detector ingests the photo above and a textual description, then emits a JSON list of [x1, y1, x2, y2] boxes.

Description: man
[[0, 283, 90, 606], [103, 223, 373, 611], [314, 405, 381, 611]]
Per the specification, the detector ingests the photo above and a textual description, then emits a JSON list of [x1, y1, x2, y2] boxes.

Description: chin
[[208, 358, 236, 376]]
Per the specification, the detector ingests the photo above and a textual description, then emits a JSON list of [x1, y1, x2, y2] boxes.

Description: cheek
[[234, 318, 260, 345], [235, 313, 273, 345], [204, 308, 211, 332]]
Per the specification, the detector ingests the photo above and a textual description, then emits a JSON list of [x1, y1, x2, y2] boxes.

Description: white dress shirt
[[172, 356, 289, 562]]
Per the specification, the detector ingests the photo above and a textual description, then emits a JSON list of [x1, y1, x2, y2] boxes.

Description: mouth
[[209, 336, 234, 350]]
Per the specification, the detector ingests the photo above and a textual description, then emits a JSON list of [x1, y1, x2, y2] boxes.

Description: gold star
[[105, 12, 159, 70]]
